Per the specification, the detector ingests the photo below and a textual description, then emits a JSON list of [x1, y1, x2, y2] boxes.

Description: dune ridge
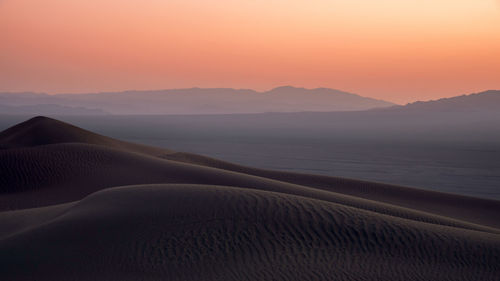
[[1, 117, 499, 229], [0, 116, 499, 280], [162, 152, 500, 228], [1, 142, 500, 235]]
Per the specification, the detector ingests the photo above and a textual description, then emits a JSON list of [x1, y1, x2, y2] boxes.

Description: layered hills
[[0, 86, 394, 114]]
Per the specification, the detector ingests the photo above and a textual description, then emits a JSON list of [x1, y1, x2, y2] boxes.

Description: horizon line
[[1, 86, 499, 106]]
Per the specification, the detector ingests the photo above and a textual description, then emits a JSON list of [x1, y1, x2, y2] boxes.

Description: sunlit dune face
[[1, 0, 499, 103]]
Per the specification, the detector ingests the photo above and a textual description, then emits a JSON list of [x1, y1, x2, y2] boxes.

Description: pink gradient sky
[[1, 0, 499, 104]]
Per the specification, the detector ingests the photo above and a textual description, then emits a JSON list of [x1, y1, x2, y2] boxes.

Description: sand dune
[[163, 152, 500, 229], [1, 116, 499, 280], [1, 185, 499, 281], [0, 116, 169, 156]]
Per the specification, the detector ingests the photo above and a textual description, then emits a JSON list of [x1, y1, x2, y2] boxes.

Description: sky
[[1, 0, 499, 104]]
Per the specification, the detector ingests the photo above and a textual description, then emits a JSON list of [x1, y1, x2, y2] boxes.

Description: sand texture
[[1, 116, 499, 281]]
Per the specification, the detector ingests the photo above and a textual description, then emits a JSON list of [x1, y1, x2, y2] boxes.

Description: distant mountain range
[[0, 87, 498, 115], [0, 104, 107, 115], [0, 86, 393, 115], [390, 90, 500, 112]]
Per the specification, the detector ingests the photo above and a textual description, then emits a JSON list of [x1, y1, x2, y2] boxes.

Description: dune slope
[[2, 142, 500, 234], [1, 117, 500, 229], [1, 117, 500, 280], [163, 152, 500, 229], [1, 185, 500, 281]]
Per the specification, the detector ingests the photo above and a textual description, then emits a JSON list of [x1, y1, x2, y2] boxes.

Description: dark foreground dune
[[1, 116, 499, 280]]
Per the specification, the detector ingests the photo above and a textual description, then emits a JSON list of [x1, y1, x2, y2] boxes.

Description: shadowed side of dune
[[2, 143, 500, 234], [1, 117, 500, 280], [2, 116, 500, 230], [163, 152, 500, 229], [0, 184, 499, 281]]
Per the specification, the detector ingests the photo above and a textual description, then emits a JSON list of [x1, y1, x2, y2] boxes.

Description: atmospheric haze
[[1, 0, 499, 103]]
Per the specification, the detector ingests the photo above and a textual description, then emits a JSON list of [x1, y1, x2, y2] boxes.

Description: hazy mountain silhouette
[[392, 90, 500, 112], [0, 103, 107, 115], [0, 86, 393, 114], [2, 88, 498, 116]]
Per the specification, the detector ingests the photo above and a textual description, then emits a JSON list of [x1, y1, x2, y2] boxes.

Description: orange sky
[[1, 0, 499, 104]]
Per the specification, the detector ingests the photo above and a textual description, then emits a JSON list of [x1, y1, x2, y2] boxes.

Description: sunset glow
[[1, 0, 499, 103]]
